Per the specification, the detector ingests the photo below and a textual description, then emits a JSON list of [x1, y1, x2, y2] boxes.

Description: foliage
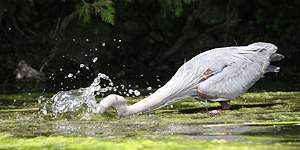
[[78, 0, 199, 24], [0, 0, 300, 92], [79, 0, 115, 24], [160, 0, 183, 17]]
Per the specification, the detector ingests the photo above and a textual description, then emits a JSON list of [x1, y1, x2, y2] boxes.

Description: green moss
[[0, 92, 299, 149], [0, 133, 298, 150]]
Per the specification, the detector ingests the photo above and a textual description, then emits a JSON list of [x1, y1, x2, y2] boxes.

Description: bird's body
[[97, 42, 284, 116]]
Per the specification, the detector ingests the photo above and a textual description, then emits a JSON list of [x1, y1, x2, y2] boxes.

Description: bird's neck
[[98, 85, 172, 116], [125, 87, 171, 115]]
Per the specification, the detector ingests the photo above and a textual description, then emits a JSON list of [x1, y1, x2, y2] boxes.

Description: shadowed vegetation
[[0, 0, 299, 92]]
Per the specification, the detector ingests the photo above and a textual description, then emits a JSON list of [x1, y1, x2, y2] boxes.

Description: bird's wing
[[197, 48, 271, 99]]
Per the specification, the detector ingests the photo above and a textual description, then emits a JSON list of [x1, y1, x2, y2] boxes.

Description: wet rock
[[15, 60, 45, 90]]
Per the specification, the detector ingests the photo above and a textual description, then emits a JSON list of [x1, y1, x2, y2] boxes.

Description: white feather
[[151, 42, 278, 104]]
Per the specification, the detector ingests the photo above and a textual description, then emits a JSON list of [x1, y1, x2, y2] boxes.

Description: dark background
[[0, 0, 299, 93]]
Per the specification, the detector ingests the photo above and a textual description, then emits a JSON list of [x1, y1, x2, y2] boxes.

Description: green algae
[[0, 92, 300, 149], [0, 133, 298, 150]]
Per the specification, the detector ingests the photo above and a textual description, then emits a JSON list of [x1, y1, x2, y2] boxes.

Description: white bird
[[97, 42, 284, 116]]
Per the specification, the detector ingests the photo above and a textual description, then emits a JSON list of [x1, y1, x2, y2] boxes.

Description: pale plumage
[[97, 42, 284, 116]]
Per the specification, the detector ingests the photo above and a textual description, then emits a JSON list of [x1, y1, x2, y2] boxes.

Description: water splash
[[50, 73, 113, 116], [44, 71, 144, 117]]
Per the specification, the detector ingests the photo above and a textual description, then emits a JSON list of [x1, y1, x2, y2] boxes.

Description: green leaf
[[79, 0, 115, 25], [79, 2, 92, 23], [94, 0, 115, 25]]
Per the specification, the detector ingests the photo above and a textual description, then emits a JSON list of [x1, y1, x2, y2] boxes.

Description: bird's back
[[165, 42, 283, 101], [195, 42, 282, 99]]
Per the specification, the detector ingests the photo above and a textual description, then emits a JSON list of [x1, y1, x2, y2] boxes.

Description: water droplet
[[85, 38, 89, 42], [80, 64, 85, 68], [41, 106, 47, 115], [118, 39, 122, 42], [92, 57, 98, 63], [128, 89, 134, 94], [67, 73, 73, 78], [102, 42, 106, 47], [59, 68, 63, 71], [134, 90, 141, 96], [147, 87, 152, 90]]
